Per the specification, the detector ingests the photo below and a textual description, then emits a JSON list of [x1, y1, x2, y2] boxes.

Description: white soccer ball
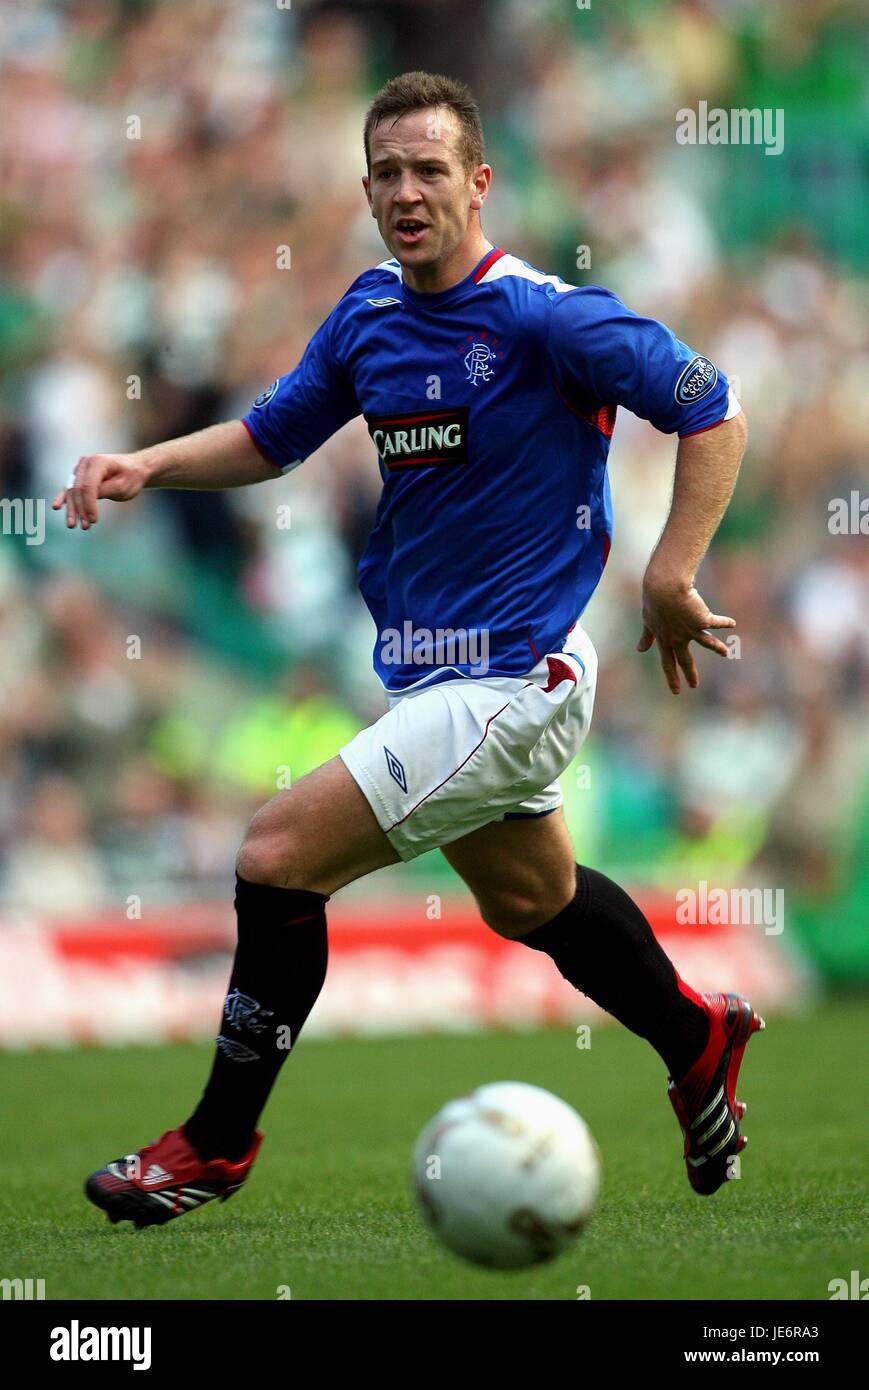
[[411, 1081, 601, 1269]]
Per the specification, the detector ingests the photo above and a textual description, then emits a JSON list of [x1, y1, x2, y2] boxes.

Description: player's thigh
[[236, 755, 401, 894], [441, 808, 577, 938]]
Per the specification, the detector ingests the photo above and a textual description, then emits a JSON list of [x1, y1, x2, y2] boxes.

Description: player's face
[[363, 108, 490, 286]]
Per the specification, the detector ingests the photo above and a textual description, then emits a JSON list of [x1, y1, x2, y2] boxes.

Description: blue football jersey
[[243, 248, 738, 692]]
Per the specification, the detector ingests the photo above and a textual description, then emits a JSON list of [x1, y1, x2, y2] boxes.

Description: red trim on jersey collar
[[473, 247, 506, 283]]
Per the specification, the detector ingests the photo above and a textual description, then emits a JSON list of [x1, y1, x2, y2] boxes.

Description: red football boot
[[85, 1127, 263, 1228], [667, 992, 765, 1196]]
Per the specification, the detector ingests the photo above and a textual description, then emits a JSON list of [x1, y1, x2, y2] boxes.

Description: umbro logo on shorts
[[367, 407, 469, 470], [383, 746, 407, 792]]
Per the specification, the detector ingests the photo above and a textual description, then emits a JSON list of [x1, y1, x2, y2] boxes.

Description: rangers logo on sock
[[223, 989, 274, 1034]]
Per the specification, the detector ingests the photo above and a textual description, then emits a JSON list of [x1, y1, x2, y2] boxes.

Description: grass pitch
[[1, 998, 866, 1300]]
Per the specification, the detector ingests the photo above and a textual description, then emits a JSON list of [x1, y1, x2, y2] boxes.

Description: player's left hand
[[637, 576, 735, 695]]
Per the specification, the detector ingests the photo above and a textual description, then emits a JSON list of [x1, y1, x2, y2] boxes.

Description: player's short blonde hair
[[363, 70, 485, 174]]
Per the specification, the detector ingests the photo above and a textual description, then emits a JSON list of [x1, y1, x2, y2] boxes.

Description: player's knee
[[477, 888, 558, 939], [476, 871, 577, 938], [235, 828, 306, 890]]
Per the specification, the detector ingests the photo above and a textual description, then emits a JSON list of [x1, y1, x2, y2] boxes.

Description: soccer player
[[55, 71, 762, 1229]]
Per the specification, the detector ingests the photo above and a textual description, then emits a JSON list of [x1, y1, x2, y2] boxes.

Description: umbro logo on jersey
[[366, 296, 401, 307], [368, 407, 469, 470], [675, 356, 717, 405]]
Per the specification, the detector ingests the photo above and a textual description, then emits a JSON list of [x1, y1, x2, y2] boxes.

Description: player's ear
[[362, 174, 373, 212], [469, 163, 492, 211]]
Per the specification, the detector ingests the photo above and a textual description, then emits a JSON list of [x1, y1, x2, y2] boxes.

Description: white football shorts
[[338, 622, 597, 861]]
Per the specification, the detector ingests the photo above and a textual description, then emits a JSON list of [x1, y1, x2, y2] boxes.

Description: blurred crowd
[[1, 0, 867, 926]]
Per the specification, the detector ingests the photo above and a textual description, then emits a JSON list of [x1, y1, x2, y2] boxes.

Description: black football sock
[[183, 873, 329, 1162], [517, 864, 709, 1080]]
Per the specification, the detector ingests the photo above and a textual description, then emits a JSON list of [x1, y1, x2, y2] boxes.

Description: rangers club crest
[[460, 332, 504, 386], [223, 989, 274, 1034]]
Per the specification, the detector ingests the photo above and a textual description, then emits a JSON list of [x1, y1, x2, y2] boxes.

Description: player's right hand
[[52, 453, 149, 530]]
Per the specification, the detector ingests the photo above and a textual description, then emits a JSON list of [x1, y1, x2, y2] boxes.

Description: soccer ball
[[411, 1081, 601, 1269]]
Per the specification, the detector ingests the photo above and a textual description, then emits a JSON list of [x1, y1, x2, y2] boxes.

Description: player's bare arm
[[51, 419, 274, 531], [638, 409, 749, 695]]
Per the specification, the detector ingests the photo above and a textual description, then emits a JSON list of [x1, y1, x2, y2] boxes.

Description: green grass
[[1, 999, 866, 1300]]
